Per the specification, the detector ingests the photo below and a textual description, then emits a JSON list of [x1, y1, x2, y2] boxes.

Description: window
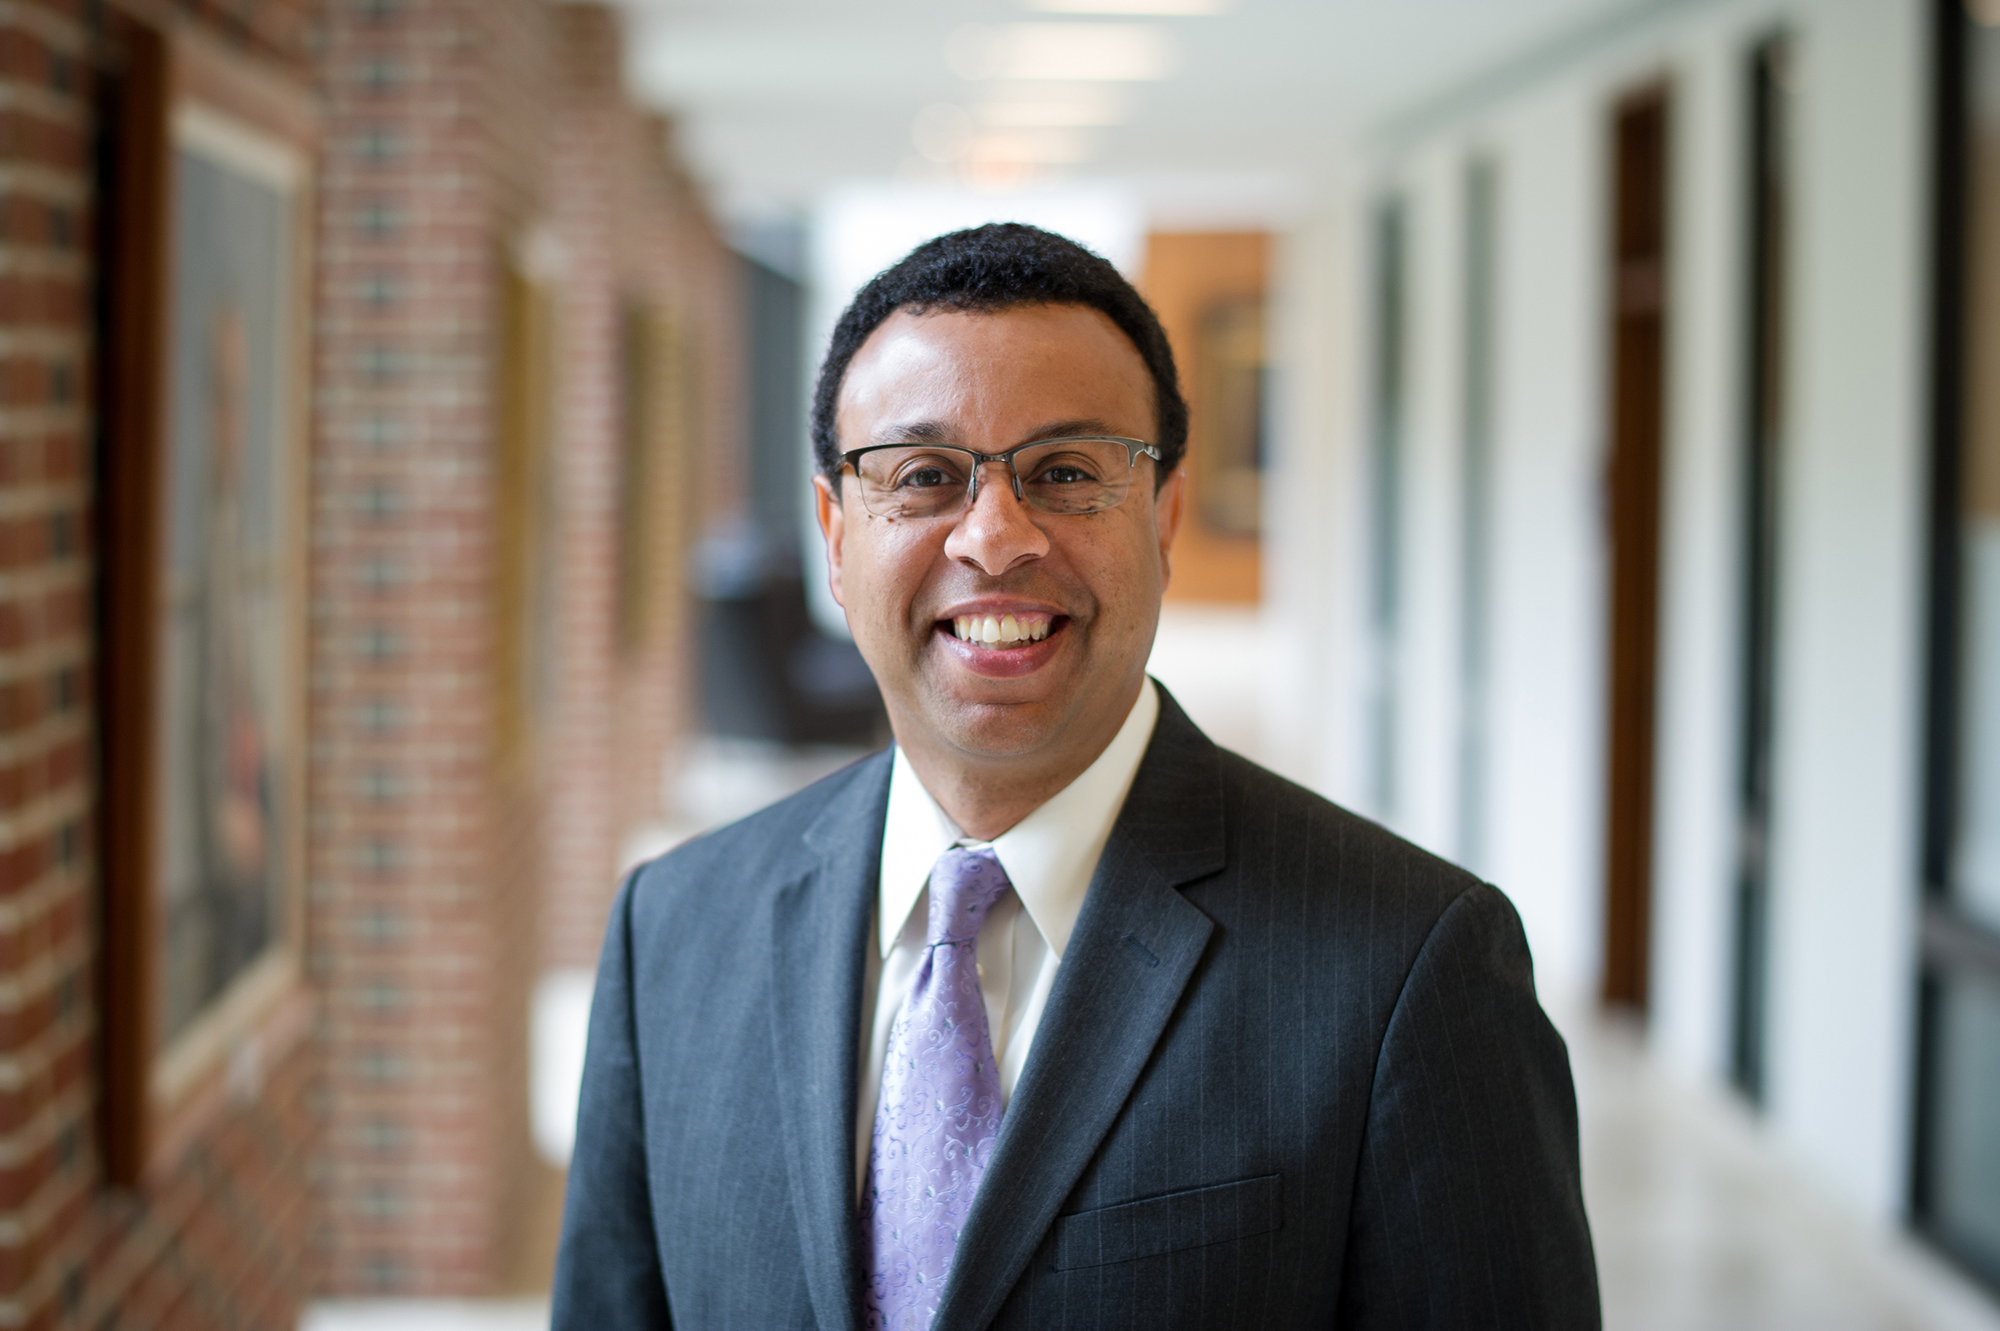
[[1458, 157, 1499, 873], [1915, 0, 2000, 1293], [1731, 33, 1795, 1105], [1366, 198, 1408, 822]]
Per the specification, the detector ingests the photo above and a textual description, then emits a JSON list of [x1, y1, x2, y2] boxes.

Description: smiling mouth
[[945, 612, 1060, 646]]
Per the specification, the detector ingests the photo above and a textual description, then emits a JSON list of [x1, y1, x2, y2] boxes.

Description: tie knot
[[926, 846, 1012, 946]]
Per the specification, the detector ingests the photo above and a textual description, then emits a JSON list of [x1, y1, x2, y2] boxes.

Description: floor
[[298, 608, 2000, 1330], [1565, 1005, 2000, 1331]]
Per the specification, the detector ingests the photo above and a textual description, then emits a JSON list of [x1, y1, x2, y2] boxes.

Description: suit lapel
[[767, 752, 890, 1331], [934, 689, 1227, 1331]]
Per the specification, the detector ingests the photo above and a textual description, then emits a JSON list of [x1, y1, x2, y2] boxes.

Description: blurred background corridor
[[1, 0, 1998, 1325]]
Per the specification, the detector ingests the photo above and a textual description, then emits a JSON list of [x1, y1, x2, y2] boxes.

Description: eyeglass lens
[[851, 439, 1140, 519]]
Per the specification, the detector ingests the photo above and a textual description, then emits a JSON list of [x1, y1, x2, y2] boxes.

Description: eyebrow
[[865, 418, 1128, 449], [1020, 418, 1123, 444], [870, 420, 953, 446]]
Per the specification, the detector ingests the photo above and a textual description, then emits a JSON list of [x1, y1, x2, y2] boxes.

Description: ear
[[1152, 466, 1188, 591], [813, 473, 848, 608]]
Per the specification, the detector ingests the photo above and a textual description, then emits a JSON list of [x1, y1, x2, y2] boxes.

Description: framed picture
[[95, 20, 315, 1185]]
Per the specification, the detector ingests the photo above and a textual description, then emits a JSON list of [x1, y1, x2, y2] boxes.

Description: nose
[[942, 460, 1050, 576]]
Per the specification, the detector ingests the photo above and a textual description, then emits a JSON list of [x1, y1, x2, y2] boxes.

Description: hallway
[[5, 0, 1988, 1321], [302, 607, 2000, 1330]]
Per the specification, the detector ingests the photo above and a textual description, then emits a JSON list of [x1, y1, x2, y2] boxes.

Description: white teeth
[[952, 613, 1054, 645]]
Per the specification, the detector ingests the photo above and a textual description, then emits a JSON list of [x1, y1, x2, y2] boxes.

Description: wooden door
[[1601, 87, 1672, 1010]]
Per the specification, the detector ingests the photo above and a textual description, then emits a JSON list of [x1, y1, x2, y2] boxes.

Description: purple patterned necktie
[[861, 846, 1013, 1331]]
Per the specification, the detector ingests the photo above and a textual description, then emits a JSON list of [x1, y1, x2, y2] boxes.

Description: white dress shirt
[[854, 679, 1161, 1188]]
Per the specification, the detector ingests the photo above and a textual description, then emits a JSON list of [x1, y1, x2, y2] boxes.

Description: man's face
[[816, 303, 1185, 767]]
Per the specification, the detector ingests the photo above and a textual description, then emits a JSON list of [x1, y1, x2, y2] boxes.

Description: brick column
[[0, 4, 99, 1320], [311, 0, 545, 1294], [540, 6, 623, 971], [542, 10, 742, 976]]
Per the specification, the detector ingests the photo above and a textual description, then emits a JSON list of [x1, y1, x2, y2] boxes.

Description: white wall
[[1479, 80, 1611, 1005], [1312, 77, 1614, 1003], [1762, 0, 1928, 1221], [1263, 183, 1366, 797], [1269, 0, 1934, 1225], [1397, 144, 1473, 860], [1648, 11, 1753, 1092]]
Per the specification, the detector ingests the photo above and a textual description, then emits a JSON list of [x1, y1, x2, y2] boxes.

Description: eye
[[1027, 455, 1105, 486], [881, 451, 970, 490]]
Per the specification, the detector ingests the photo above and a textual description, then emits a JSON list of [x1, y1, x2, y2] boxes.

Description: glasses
[[839, 435, 1162, 520]]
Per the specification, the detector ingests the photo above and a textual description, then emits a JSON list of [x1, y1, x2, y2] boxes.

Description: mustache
[[920, 573, 1091, 619]]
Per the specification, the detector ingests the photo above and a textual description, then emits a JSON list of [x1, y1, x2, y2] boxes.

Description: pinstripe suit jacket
[[552, 687, 1600, 1329]]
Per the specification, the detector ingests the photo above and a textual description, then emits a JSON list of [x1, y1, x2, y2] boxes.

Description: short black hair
[[810, 223, 1187, 485]]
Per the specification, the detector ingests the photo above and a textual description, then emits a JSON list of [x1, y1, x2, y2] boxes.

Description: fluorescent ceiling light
[[947, 24, 1177, 82], [978, 100, 1128, 127], [914, 102, 1109, 162], [912, 104, 976, 162], [1022, 0, 1231, 12], [966, 129, 1091, 164]]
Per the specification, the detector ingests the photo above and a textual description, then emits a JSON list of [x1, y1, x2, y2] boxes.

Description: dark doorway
[[1730, 36, 1794, 1105], [695, 253, 885, 747], [1600, 85, 1671, 1011]]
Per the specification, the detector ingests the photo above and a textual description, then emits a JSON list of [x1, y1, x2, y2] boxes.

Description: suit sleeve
[[1337, 882, 1601, 1330], [551, 871, 674, 1329]]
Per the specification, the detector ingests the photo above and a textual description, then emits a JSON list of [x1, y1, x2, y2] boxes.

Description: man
[[553, 223, 1599, 1329]]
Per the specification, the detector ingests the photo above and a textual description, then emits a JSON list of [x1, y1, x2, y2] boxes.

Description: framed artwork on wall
[[95, 20, 316, 1185]]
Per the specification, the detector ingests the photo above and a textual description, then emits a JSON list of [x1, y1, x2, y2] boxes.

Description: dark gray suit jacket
[[552, 689, 1599, 1329]]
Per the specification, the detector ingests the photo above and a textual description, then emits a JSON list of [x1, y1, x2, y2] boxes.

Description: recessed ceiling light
[[947, 23, 1176, 82], [1022, 0, 1231, 12]]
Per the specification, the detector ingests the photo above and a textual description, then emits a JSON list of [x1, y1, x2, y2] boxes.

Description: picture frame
[[95, 19, 316, 1186]]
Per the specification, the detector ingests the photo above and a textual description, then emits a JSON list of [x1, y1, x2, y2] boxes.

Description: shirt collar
[[878, 678, 1161, 960]]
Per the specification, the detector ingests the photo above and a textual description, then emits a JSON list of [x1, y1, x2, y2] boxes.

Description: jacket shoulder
[[1210, 745, 1491, 928]]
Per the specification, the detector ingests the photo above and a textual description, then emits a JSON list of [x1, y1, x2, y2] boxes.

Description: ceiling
[[608, 0, 1650, 229]]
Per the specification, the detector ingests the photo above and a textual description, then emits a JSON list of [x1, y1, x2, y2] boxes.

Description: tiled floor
[[1566, 1005, 2000, 1331], [299, 1302, 550, 1331]]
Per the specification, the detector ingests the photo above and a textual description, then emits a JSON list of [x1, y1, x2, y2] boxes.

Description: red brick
[[0, 0, 725, 1318]]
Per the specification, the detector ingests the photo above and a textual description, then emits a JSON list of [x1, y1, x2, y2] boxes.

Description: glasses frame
[[837, 435, 1164, 519]]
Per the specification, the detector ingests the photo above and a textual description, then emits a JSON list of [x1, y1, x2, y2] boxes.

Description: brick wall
[[540, 7, 622, 975], [0, 2, 104, 1320], [0, 1, 732, 1320], [1, 2, 325, 1327], [313, 0, 732, 1297], [310, 0, 553, 1295], [610, 110, 742, 891], [542, 8, 741, 975]]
